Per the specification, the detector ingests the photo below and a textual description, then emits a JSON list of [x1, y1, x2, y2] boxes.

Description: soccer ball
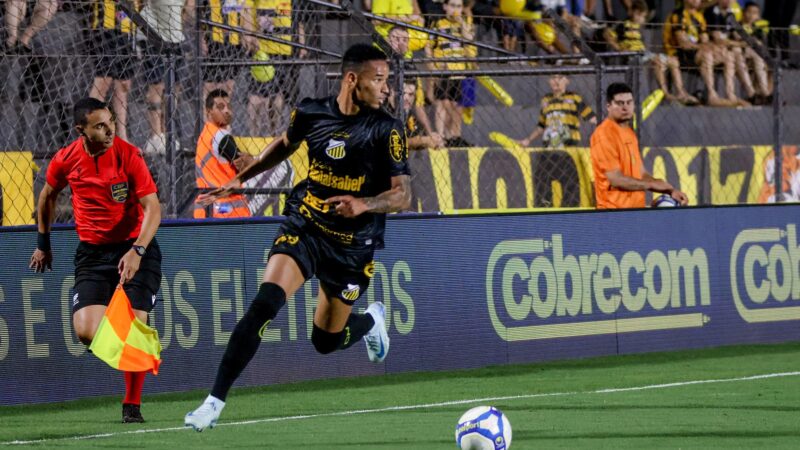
[[653, 194, 680, 208], [455, 406, 512, 450]]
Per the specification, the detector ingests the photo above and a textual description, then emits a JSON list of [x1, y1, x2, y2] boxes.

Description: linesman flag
[[89, 286, 162, 375]]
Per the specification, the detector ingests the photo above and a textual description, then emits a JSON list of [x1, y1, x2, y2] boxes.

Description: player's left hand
[[325, 195, 369, 218], [118, 249, 142, 284], [670, 189, 689, 206]]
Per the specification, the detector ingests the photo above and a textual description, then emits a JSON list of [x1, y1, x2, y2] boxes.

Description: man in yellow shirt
[[590, 83, 688, 209]]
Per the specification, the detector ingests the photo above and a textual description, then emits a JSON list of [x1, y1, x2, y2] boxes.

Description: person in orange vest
[[194, 89, 252, 218]]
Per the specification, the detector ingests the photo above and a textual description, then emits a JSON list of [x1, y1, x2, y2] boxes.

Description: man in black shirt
[[185, 43, 411, 432]]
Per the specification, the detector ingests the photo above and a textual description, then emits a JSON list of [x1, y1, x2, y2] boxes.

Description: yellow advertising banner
[[0, 145, 791, 225]]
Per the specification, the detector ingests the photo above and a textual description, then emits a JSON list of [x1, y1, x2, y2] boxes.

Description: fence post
[[165, 51, 178, 217], [595, 60, 605, 122], [773, 63, 783, 203]]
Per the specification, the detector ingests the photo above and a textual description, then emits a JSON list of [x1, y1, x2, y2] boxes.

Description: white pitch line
[[3, 370, 799, 446]]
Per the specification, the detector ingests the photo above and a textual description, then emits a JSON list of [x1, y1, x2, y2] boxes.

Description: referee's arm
[[30, 183, 61, 272], [118, 193, 161, 284]]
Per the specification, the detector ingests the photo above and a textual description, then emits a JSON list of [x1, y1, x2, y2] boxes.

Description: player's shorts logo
[[341, 283, 360, 301], [326, 139, 346, 159], [110, 182, 129, 203], [389, 128, 405, 162]]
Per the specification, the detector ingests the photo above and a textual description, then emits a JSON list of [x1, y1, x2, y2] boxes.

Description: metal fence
[[0, 1, 798, 226]]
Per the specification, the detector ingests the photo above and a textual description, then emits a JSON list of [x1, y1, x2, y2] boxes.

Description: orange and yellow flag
[[88, 286, 162, 375]]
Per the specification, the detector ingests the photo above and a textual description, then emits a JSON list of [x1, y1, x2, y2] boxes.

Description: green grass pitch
[[2, 342, 799, 448]]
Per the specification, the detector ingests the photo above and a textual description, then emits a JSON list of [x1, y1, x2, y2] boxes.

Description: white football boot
[[364, 302, 390, 363], [184, 395, 225, 432]]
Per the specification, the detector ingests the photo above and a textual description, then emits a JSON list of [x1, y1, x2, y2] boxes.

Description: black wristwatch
[[132, 245, 146, 257]]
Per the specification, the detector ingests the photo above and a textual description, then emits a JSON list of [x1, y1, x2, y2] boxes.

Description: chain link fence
[[0, 1, 798, 226]]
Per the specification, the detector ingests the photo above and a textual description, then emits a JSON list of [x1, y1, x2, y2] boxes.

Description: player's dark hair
[[606, 82, 633, 103], [743, 1, 759, 10], [73, 97, 109, 126], [205, 89, 229, 110], [630, 0, 648, 13], [341, 43, 387, 75]]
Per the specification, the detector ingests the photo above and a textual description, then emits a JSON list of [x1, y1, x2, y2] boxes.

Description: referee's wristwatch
[[132, 245, 147, 257]]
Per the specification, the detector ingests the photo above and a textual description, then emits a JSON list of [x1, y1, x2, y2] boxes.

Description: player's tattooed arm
[[326, 175, 412, 218], [363, 175, 412, 213]]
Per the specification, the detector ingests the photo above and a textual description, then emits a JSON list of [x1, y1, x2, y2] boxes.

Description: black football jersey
[[284, 96, 410, 248]]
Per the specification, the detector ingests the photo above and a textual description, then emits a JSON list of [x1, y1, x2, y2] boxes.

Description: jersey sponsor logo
[[389, 128, 405, 162], [341, 283, 361, 302], [110, 182, 129, 203], [72, 293, 79, 307], [298, 204, 354, 244], [326, 139, 347, 159], [308, 160, 365, 192]]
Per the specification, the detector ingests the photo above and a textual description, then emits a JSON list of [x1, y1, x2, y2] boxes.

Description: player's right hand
[[196, 179, 242, 206], [29, 249, 53, 273]]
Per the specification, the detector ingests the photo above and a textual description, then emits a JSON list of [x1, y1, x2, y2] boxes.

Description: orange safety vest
[[194, 122, 251, 218]]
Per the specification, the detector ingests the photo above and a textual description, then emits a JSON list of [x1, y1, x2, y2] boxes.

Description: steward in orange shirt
[[590, 83, 688, 209], [195, 89, 252, 218]]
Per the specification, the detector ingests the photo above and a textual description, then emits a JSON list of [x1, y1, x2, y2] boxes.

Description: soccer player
[[590, 83, 688, 209], [184, 43, 411, 431], [29, 97, 163, 423]]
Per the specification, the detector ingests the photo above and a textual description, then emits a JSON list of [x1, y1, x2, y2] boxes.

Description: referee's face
[[354, 60, 390, 109], [80, 108, 115, 150]]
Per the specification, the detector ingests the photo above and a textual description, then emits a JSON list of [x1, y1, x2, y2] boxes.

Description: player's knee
[[311, 325, 343, 355], [246, 282, 286, 323]]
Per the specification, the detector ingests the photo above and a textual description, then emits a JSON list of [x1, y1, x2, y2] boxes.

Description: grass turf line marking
[[3, 370, 799, 446]]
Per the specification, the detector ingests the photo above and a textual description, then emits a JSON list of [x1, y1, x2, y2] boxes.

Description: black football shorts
[[269, 214, 375, 305], [72, 239, 162, 313]]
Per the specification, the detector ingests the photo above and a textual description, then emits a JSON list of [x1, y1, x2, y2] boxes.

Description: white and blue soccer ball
[[455, 406, 512, 450], [653, 193, 680, 207]]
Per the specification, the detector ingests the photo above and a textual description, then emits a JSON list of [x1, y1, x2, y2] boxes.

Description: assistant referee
[[29, 97, 163, 423]]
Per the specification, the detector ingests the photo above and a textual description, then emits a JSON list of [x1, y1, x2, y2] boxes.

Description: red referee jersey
[[46, 137, 158, 245]]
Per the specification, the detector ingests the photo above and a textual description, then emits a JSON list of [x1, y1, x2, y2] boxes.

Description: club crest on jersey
[[326, 139, 346, 159], [341, 283, 360, 301], [110, 182, 128, 203]]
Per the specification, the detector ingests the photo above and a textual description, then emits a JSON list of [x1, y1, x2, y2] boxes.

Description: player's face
[[208, 96, 233, 127], [388, 29, 410, 55], [549, 75, 568, 95], [354, 60, 390, 109], [607, 93, 635, 122], [79, 108, 115, 150]]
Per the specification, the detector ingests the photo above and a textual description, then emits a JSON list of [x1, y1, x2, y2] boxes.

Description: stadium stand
[[0, 0, 799, 225]]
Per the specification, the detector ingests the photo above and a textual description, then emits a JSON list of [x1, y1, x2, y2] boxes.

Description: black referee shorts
[[269, 215, 375, 305], [72, 239, 162, 314]]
